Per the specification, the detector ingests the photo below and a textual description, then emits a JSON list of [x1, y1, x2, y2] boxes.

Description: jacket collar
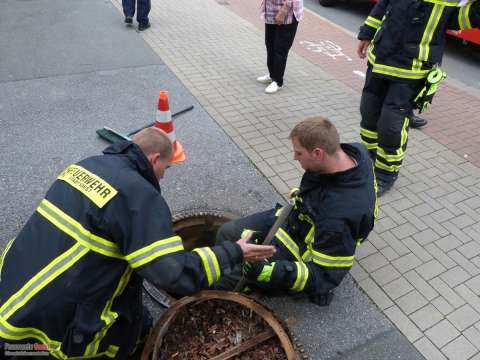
[[103, 141, 160, 192]]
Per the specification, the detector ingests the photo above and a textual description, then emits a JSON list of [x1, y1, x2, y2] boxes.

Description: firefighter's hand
[[236, 232, 276, 262], [243, 261, 276, 282], [357, 40, 370, 59]]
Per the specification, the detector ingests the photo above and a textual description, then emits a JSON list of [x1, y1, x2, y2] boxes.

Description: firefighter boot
[[375, 170, 398, 197], [410, 114, 428, 129]]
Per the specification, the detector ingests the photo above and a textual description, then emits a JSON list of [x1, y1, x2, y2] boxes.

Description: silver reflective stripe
[[0, 244, 88, 320], [372, 64, 429, 79], [193, 247, 220, 285], [311, 251, 354, 267], [459, 3, 472, 29], [275, 229, 301, 261], [37, 200, 121, 258], [127, 237, 183, 268], [418, 4, 444, 66], [291, 262, 308, 292]]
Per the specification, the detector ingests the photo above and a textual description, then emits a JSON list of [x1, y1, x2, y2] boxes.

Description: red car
[[318, 0, 480, 45]]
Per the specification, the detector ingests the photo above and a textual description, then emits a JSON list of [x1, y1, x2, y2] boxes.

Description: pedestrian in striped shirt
[[257, 0, 304, 94]]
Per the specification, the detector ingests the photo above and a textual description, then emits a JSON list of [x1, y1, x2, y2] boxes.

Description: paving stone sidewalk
[[110, 0, 480, 358]]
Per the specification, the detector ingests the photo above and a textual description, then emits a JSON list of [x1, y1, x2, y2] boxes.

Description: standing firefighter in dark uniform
[[0, 128, 275, 359], [357, 0, 480, 196]]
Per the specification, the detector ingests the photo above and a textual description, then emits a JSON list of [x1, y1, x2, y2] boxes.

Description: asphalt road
[[304, 0, 480, 91]]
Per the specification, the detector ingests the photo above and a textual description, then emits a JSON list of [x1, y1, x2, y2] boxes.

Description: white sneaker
[[256, 74, 272, 84], [265, 81, 281, 94]]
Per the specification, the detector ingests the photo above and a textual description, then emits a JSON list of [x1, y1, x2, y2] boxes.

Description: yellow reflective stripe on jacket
[[424, 0, 463, 6], [0, 317, 65, 358], [193, 247, 221, 286], [275, 228, 302, 262], [459, 2, 473, 29], [372, 63, 429, 79], [311, 250, 354, 267], [0, 316, 119, 359], [125, 236, 183, 269], [365, 16, 382, 29], [0, 243, 89, 321], [415, 4, 444, 71], [84, 268, 132, 357], [290, 262, 309, 292], [57, 165, 118, 208], [0, 238, 15, 280], [37, 199, 123, 259]]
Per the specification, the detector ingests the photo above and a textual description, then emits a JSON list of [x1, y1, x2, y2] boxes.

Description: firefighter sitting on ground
[[215, 117, 377, 305], [357, 0, 480, 196], [0, 127, 275, 359]]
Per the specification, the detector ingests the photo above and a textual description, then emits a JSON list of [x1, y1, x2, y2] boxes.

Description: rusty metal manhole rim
[[141, 290, 297, 360]]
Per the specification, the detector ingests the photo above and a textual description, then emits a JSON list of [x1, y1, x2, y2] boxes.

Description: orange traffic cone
[[155, 90, 186, 163]]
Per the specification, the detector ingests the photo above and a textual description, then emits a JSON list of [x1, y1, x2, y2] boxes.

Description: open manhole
[[141, 210, 299, 359], [141, 290, 297, 360], [172, 209, 239, 250]]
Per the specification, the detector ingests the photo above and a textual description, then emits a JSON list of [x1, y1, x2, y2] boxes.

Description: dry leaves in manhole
[[159, 299, 287, 360]]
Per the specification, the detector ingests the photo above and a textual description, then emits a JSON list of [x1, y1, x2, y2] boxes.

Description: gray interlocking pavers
[[359, 278, 394, 310], [425, 243, 457, 269], [448, 249, 480, 276], [430, 278, 466, 309], [404, 270, 439, 301], [447, 304, 480, 331], [432, 296, 455, 316], [464, 326, 480, 351], [436, 234, 463, 252], [371, 264, 402, 286], [403, 237, 433, 262], [410, 304, 444, 331], [392, 253, 423, 274], [425, 319, 461, 348], [458, 241, 480, 259], [397, 290, 429, 315], [440, 266, 471, 288], [414, 337, 447, 360], [466, 275, 480, 295], [359, 252, 389, 273], [380, 246, 401, 262], [440, 335, 477, 360], [384, 277, 415, 300], [384, 306, 423, 342]]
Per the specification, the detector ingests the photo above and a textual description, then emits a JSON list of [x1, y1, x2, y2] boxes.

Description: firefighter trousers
[[359, 66, 424, 181]]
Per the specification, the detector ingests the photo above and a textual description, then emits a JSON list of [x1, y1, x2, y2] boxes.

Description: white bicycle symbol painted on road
[[299, 40, 353, 62]]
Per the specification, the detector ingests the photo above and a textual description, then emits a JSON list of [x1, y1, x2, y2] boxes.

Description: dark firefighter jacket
[[358, 0, 480, 80], [268, 144, 377, 299], [0, 141, 242, 359]]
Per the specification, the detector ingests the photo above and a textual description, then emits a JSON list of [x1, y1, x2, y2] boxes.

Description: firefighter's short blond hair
[[133, 127, 173, 161], [289, 117, 340, 155]]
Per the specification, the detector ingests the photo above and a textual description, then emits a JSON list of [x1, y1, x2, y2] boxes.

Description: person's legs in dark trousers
[[375, 79, 423, 193], [265, 23, 276, 80], [215, 209, 276, 290], [271, 19, 298, 87], [136, 0, 151, 26], [122, 0, 135, 19], [359, 66, 388, 161]]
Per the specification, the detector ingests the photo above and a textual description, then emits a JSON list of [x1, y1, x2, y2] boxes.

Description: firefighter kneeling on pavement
[[357, 0, 480, 196], [0, 127, 275, 359], [215, 117, 377, 306]]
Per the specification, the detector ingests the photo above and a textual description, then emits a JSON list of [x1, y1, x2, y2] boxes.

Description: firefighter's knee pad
[[360, 92, 383, 128]]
